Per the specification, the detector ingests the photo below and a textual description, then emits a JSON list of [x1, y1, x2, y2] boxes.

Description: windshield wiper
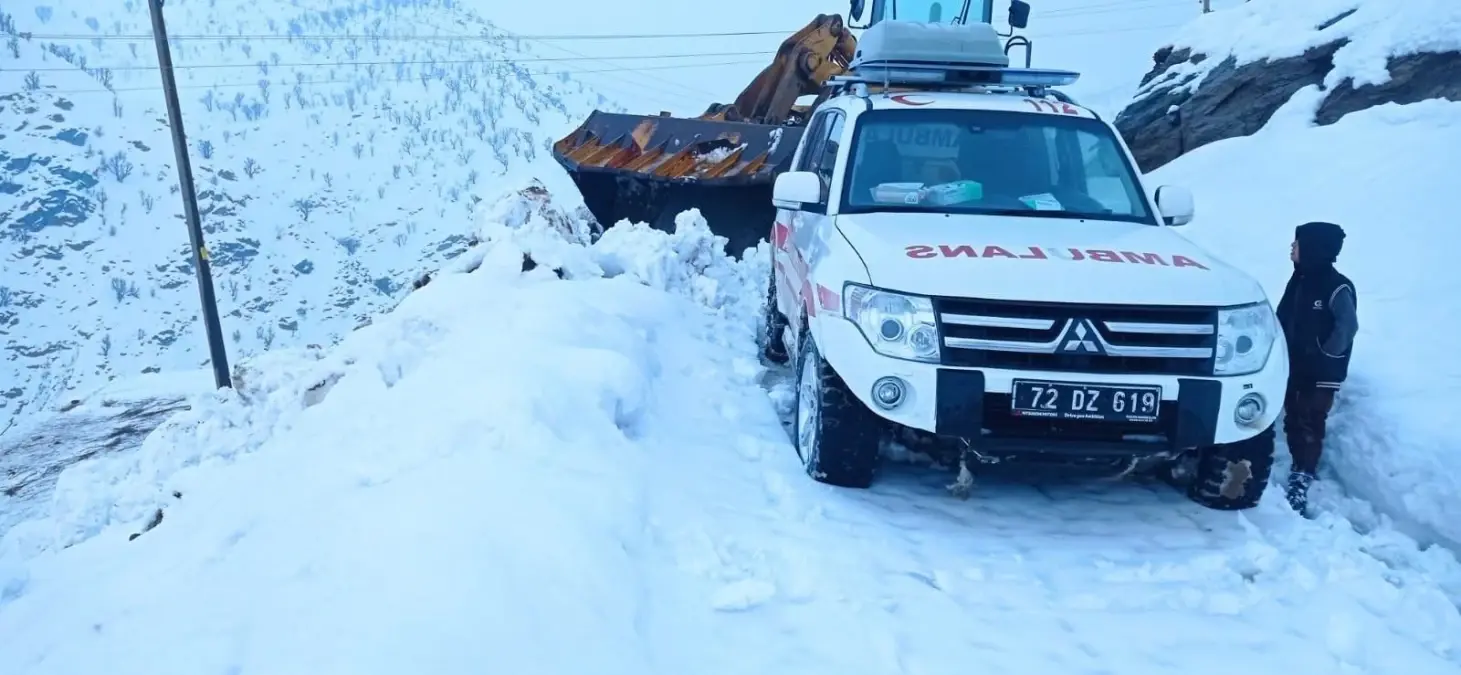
[[845, 206, 1125, 221], [958, 208, 1096, 220]]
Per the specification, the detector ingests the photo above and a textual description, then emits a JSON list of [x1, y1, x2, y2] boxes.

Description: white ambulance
[[762, 20, 1288, 510]]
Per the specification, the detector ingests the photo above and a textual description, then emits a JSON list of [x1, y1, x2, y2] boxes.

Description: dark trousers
[[1283, 383, 1337, 474]]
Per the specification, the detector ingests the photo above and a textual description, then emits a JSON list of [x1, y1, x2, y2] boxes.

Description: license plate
[[1010, 379, 1161, 422]]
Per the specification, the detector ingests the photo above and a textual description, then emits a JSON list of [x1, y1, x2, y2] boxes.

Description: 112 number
[[1024, 98, 1079, 115]]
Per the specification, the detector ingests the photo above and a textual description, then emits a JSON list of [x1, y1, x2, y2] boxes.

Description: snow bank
[[0, 181, 766, 568], [1138, 0, 1461, 96], [0, 186, 778, 674], [1152, 96, 1461, 550]]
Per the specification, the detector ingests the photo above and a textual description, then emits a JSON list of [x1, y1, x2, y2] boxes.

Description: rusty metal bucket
[[552, 111, 805, 257]]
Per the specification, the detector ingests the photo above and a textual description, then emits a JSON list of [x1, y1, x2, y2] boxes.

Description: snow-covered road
[[2, 213, 1457, 675]]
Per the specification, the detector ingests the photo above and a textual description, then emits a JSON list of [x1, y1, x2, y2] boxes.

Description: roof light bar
[[844, 20, 1080, 90], [999, 67, 1081, 87], [841, 62, 1081, 88]]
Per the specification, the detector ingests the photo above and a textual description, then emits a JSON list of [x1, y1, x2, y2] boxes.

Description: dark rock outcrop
[[1115, 43, 1343, 172], [1315, 50, 1461, 125], [1116, 38, 1461, 172]]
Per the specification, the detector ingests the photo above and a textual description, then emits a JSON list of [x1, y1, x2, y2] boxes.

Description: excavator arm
[[702, 14, 858, 125], [550, 13, 863, 256], [550, 16, 860, 255]]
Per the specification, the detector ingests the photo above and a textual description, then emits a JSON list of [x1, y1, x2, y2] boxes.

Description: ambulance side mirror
[[774, 171, 823, 210], [1155, 185, 1194, 226]]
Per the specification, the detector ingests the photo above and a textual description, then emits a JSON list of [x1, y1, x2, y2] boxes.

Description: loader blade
[[552, 111, 805, 257]]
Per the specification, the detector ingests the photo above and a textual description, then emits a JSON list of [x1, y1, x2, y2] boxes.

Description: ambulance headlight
[[843, 283, 940, 363], [1213, 302, 1277, 376]]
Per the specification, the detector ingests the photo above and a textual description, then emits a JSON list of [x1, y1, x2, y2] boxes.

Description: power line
[[7, 20, 1195, 103], [3, 22, 1197, 83], [1031, 21, 1189, 37], [1039, 0, 1186, 16], [10, 22, 754, 108], [17, 28, 801, 42], [10, 27, 758, 105], [447, 23, 727, 105], [574, 20, 1198, 105], [17, 16, 1199, 45], [1040, 1, 1194, 20], [3, 50, 775, 73], [506, 35, 724, 103], [24, 58, 767, 96]]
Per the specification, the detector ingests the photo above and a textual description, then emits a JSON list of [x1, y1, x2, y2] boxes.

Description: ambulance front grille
[[933, 297, 1218, 376]]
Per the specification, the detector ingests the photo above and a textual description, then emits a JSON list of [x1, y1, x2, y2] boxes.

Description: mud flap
[[946, 440, 994, 499], [1218, 459, 1254, 500], [947, 456, 976, 499]]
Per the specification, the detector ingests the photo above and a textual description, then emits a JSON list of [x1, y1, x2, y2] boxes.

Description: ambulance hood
[[835, 213, 1265, 307]]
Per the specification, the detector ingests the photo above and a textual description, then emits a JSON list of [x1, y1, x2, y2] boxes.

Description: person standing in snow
[[1275, 221, 1358, 515]]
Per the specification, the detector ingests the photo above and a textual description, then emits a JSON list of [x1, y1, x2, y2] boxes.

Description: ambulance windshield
[[840, 108, 1155, 225]]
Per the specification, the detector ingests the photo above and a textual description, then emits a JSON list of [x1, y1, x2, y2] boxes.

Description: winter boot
[[1285, 470, 1315, 515]]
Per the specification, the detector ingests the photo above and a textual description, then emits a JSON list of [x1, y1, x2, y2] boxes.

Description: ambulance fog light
[[872, 377, 907, 410], [1234, 393, 1265, 427]]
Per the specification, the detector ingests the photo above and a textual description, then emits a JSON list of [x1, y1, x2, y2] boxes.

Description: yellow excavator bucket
[[552, 112, 806, 256], [551, 13, 854, 257]]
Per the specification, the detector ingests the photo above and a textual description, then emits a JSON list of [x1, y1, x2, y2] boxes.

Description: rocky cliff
[[1114, 5, 1461, 172]]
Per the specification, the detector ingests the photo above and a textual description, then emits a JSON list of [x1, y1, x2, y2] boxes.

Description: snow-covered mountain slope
[[0, 0, 620, 434], [2, 192, 1460, 674]]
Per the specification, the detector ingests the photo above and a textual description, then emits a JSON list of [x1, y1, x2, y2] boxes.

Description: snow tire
[[1184, 425, 1277, 511], [761, 266, 790, 365], [794, 336, 881, 488]]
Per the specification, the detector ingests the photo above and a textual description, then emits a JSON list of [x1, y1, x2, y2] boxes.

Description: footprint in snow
[[710, 579, 777, 612], [735, 438, 761, 461]]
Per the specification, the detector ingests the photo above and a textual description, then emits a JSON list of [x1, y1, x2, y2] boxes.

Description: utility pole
[[146, 0, 232, 388]]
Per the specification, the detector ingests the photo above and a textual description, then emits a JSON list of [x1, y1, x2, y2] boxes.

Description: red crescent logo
[[890, 94, 933, 106]]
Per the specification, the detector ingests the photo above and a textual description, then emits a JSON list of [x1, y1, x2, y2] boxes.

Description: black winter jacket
[[1276, 222, 1358, 389]]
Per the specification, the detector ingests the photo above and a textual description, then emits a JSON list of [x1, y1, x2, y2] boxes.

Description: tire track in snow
[[725, 361, 1461, 672]]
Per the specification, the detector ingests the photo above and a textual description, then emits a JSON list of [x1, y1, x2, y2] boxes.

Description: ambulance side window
[[815, 111, 845, 186], [796, 113, 829, 173], [796, 110, 842, 213]]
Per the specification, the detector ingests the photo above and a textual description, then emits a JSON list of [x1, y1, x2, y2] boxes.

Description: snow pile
[[0, 182, 765, 569], [1154, 96, 1461, 550], [455, 180, 772, 352]]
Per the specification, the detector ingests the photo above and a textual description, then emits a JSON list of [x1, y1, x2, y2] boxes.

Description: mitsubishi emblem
[[1059, 319, 1103, 354]]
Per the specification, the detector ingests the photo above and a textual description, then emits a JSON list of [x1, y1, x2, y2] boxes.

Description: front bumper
[[816, 315, 1288, 455]]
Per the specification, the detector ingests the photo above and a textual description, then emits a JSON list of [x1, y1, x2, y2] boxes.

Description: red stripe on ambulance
[[904, 245, 1208, 270]]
